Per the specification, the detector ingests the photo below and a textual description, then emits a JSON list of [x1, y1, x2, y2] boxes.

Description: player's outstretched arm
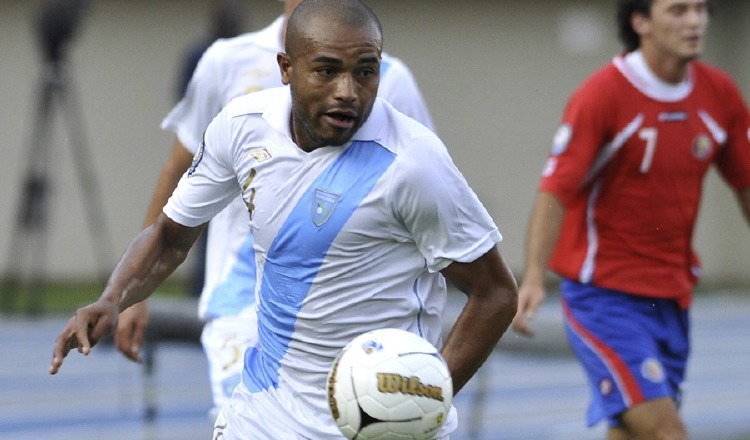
[[115, 140, 195, 362], [50, 213, 205, 374], [512, 191, 564, 337], [440, 247, 518, 394]]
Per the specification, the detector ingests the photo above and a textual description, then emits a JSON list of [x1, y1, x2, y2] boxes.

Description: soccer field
[[1, 290, 748, 440]]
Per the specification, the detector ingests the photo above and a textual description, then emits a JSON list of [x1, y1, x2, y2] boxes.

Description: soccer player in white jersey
[[513, 1, 750, 439], [50, 0, 518, 437], [113, 0, 436, 418]]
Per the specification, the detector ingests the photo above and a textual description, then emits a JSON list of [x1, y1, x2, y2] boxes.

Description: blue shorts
[[560, 279, 690, 427]]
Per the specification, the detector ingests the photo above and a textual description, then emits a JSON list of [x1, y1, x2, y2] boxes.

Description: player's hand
[[115, 301, 148, 363], [511, 281, 546, 337], [49, 299, 119, 375]]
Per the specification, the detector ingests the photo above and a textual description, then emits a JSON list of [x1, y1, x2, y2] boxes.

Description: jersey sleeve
[[390, 135, 501, 273], [713, 77, 750, 191], [378, 55, 435, 132], [539, 73, 613, 207], [160, 41, 227, 154], [163, 107, 240, 227]]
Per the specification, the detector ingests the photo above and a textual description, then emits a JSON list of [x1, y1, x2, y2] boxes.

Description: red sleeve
[[539, 66, 616, 207], [714, 75, 750, 191]]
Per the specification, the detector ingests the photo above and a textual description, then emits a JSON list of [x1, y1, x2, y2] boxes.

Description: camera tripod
[[1, 59, 113, 315]]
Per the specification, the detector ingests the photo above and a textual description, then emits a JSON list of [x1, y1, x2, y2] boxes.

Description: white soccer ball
[[326, 328, 453, 440]]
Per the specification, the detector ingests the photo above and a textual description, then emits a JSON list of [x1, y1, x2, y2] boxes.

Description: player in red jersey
[[513, 0, 750, 438]]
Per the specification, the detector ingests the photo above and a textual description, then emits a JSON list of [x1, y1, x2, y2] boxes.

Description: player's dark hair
[[285, 0, 383, 57], [617, 0, 714, 52], [616, 0, 653, 52]]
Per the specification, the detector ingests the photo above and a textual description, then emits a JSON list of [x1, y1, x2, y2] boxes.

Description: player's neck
[[289, 114, 318, 153], [639, 47, 693, 84]]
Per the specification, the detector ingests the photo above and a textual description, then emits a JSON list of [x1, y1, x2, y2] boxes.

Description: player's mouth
[[324, 110, 357, 130], [684, 34, 702, 46]]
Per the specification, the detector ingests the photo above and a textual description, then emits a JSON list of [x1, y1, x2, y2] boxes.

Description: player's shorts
[[201, 310, 258, 420], [212, 375, 458, 439], [560, 279, 689, 427]]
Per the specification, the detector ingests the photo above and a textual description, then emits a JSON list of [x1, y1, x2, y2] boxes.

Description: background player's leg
[[616, 397, 686, 440], [607, 425, 628, 440]]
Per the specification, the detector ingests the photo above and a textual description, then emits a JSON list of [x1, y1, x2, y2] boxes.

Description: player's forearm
[[441, 252, 518, 393], [101, 215, 201, 311], [522, 191, 564, 285], [441, 284, 517, 393]]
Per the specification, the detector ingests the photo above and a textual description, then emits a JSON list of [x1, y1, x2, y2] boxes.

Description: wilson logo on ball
[[376, 373, 445, 402]]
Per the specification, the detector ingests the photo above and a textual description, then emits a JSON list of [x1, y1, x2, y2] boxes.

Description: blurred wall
[[1, 0, 748, 287]]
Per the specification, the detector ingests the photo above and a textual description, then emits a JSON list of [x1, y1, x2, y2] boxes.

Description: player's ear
[[277, 52, 292, 85], [631, 12, 650, 38]]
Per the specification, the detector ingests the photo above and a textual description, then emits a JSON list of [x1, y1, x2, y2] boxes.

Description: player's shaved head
[[284, 0, 383, 58]]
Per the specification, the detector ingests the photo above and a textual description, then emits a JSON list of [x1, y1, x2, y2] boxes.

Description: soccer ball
[[326, 328, 453, 440]]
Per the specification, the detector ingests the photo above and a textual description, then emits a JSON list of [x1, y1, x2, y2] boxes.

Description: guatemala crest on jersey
[[311, 188, 340, 227]]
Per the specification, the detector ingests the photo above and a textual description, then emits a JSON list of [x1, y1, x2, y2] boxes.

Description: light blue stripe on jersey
[[380, 58, 391, 77], [243, 141, 396, 392], [205, 234, 256, 318]]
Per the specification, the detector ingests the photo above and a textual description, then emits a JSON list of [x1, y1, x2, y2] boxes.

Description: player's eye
[[358, 68, 376, 78], [317, 67, 335, 77]]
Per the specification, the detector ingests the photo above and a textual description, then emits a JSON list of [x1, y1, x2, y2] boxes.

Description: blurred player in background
[[177, 0, 249, 99], [177, 0, 250, 299], [114, 0, 435, 419], [513, 0, 750, 438], [50, 0, 518, 438]]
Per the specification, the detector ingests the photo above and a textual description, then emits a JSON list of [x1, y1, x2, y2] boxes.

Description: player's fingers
[[49, 342, 69, 374], [523, 294, 542, 319], [49, 324, 79, 375], [511, 292, 536, 337], [116, 303, 147, 362], [118, 328, 141, 363], [74, 323, 93, 356], [116, 319, 144, 362], [114, 323, 132, 354], [118, 331, 140, 362], [518, 285, 546, 319], [129, 325, 145, 363], [511, 315, 535, 337]]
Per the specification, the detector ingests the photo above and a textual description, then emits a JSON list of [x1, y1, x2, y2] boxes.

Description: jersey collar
[[614, 50, 694, 102]]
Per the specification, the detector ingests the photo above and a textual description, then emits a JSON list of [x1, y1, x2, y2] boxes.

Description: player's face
[[279, 19, 381, 152], [638, 0, 709, 62]]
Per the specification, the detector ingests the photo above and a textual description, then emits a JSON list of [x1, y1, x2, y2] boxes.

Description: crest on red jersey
[[692, 134, 713, 160]]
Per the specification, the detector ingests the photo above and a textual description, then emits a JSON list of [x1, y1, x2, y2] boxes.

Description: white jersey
[[161, 15, 435, 320], [164, 87, 500, 437]]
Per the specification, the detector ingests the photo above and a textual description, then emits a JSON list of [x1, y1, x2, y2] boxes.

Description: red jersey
[[540, 52, 750, 307]]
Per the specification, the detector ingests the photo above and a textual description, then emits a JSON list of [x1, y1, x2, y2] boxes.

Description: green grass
[[0, 277, 193, 316]]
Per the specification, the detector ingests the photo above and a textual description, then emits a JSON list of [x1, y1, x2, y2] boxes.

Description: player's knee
[[634, 424, 687, 440], [618, 398, 687, 440]]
